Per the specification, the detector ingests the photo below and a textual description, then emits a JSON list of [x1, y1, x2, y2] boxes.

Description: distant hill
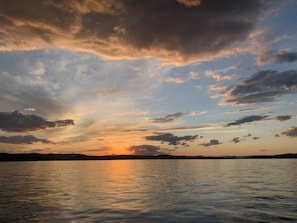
[[0, 153, 297, 161]]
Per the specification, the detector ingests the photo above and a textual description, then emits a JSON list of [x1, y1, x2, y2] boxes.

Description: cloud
[[166, 71, 201, 84], [150, 111, 204, 123], [176, 0, 201, 7], [166, 77, 185, 84], [220, 70, 297, 105], [273, 51, 297, 63], [201, 139, 221, 147], [0, 135, 51, 144], [27, 61, 45, 76], [209, 85, 226, 91], [0, 0, 275, 62], [226, 106, 270, 114], [272, 115, 292, 121], [150, 112, 186, 123], [281, 126, 297, 137], [189, 71, 200, 80], [0, 67, 67, 117], [145, 132, 198, 146], [230, 133, 260, 143], [24, 107, 37, 112], [0, 111, 74, 132], [123, 123, 222, 133], [205, 69, 236, 82], [128, 145, 166, 156], [259, 50, 297, 64], [231, 137, 240, 143], [225, 115, 268, 127], [237, 107, 270, 113]]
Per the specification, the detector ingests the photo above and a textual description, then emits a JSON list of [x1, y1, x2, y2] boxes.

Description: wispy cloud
[[205, 69, 237, 82], [166, 77, 185, 84], [209, 85, 226, 91], [272, 115, 292, 121], [150, 111, 205, 123], [166, 71, 201, 84], [122, 123, 222, 133], [226, 106, 270, 114]]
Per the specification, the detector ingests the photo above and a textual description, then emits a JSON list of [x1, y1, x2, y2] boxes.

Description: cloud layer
[[0, 111, 74, 132], [0, 0, 275, 61]]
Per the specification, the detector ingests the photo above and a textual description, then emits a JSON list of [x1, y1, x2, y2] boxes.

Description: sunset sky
[[0, 0, 297, 156]]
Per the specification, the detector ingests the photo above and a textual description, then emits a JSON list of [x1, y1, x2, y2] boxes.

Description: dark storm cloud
[[201, 139, 220, 147], [0, 111, 74, 132], [0, 135, 51, 144], [145, 133, 198, 146], [128, 145, 166, 156], [221, 70, 297, 105], [281, 126, 297, 137], [272, 115, 292, 121], [0, 0, 275, 61], [225, 115, 268, 127]]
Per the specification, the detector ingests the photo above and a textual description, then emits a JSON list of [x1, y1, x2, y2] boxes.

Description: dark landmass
[[0, 153, 297, 161]]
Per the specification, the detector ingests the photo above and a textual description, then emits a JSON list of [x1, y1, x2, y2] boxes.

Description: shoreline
[[1, 153, 297, 162]]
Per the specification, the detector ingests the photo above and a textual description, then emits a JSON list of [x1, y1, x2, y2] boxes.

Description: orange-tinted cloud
[[0, 0, 276, 62]]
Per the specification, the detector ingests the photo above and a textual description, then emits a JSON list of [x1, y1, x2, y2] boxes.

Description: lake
[[0, 159, 296, 222]]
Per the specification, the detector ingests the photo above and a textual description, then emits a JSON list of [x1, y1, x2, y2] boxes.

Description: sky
[[0, 0, 297, 156]]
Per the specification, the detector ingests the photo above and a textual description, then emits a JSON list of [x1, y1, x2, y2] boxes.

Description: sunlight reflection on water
[[0, 159, 297, 222]]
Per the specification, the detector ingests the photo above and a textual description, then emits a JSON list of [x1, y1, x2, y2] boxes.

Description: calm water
[[0, 159, 296, 223]]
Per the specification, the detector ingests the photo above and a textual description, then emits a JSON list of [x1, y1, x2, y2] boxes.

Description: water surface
[[0, 159, 296, 222]]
